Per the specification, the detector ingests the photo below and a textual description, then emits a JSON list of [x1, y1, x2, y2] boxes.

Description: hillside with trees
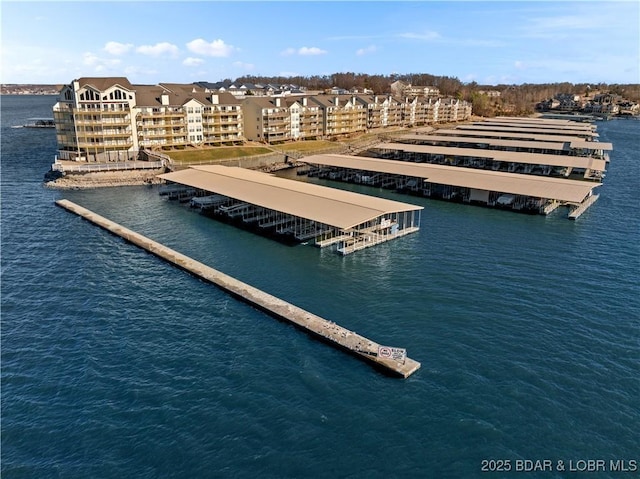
[[233, 73, 640, 117]]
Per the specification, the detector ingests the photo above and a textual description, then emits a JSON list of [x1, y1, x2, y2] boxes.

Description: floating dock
[[568, 194, 599, 220], [55, 199, 420, 378]]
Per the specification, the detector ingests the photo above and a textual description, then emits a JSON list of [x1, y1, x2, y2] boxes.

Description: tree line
[[231, 73, 640, 117]]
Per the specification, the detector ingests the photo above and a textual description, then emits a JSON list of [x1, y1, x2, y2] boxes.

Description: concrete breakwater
[[55, 199, 421, 378]]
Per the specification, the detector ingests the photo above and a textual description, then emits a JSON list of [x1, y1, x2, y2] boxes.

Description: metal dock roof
[[476, 119, 596, 132], [455, 124, 598, 138], [302, 154, 599, 203], [375, 142, 607, 171], [433, 128, 595, 143], [392, 134, 613, 152], [159, 165, 423, 230], [395, 134, 568, 151]]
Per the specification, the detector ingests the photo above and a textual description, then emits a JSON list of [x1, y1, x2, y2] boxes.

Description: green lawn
[[163, 131, 401, 165], [276, 140, 339, 152], [167, 147, 273, 164]]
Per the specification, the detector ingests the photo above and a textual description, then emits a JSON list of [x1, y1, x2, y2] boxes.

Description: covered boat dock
[[391, 134, 612, 160], [432, 128, 596, 144], [368, 142, 607, 181], [453, 124, 598, 139], [300, 154, 600, 218], [475, 117, 598, 132], [159, 165, 423, 255]]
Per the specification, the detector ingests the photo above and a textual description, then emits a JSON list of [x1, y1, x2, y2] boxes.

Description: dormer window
[[109, 90, 124, 100]]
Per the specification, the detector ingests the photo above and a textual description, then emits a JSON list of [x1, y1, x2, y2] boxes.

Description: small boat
[[12, 118, 55, 128]]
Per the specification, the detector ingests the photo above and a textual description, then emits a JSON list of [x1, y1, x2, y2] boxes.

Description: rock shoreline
[[44, 168, 166, 189], [44, 162, 300, 189]]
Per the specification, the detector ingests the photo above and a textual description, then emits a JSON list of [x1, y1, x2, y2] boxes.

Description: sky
[[1, 1, 639, 86]]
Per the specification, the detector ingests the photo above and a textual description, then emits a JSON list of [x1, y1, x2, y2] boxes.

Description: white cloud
[[521, 3, 638, 42], [136, 42, 179, 57], [399, 31, 440, 41], [124, 65, 158, 77], [514, 61, 525, 70], [183, 57, 204, 67], [298, 46, 327, 56], [328, 34, 385, 41], [526, 14, 600, 37], [233, 61, 254, 71], [356, 45, 377, 56], [282, 46, 327, 56], [80, 52, 122, 76], [397, 30, 501, 48], [186, 38, 236, 57], [83, 52, 99, 66], [104, 41, 133, 55], [82, 52, 121, 67]]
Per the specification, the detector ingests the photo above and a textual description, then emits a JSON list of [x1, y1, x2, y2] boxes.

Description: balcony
[[76, 140, 134, 149], [100, 129, 132, 137]]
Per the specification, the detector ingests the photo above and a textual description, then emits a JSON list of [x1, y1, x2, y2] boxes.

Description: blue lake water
[[1, 95, 638, 478]]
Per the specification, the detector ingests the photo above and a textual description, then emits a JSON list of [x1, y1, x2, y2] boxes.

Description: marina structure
[[391, 134, 611, 161], [159, 165, 423, 255], [369, 142, 607, 181], [298, 117, 610, 219], [55, 199, 420, 378]]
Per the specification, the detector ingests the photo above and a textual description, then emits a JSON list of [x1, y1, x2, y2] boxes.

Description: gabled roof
[[76, 77, 134, 92], [133, 83, 240, 107], [132, 85, 167, 107], [243, 96, 287, 109], [310, 95, 362, 108]]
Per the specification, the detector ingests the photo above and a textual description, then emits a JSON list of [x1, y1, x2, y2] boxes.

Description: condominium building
[[242, 96, 292, 143], [355, 95, 404, 129], [54, 77, 137, 161], [52, 77, 472, 157], [242, 95, 324, 143], [310, 95, 368, 139], [390, 80, 440, 99], [53, 78, 243, 162]]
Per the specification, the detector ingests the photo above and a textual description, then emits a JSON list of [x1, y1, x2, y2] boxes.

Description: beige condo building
[[53, 77, 472, 157], [53, 78, 243, 162]]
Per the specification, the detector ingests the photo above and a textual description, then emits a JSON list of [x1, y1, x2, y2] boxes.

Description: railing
[[51, 160, 165, 173], [143, 150, 174, 168]]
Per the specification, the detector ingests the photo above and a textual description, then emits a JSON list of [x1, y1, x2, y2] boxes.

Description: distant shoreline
[[1, 85, 58, 95]]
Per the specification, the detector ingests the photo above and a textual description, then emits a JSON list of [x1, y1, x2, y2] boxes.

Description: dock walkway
[[55, 199, 420, 378], [568, 194, 599, 220]]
